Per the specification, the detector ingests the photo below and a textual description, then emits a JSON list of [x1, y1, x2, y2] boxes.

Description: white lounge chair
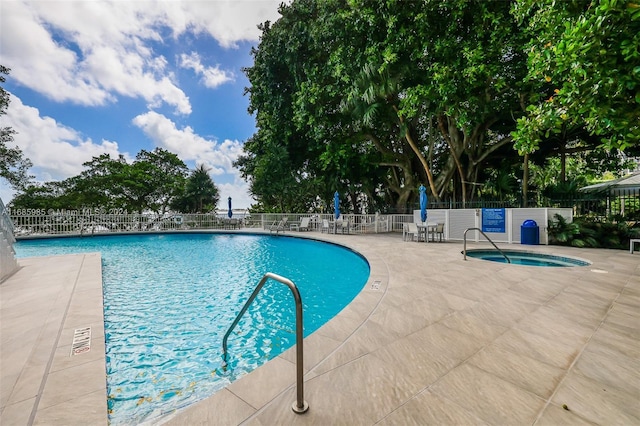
[[321, 219, 330, 233], [298, 217, 311, 231], [269, 217, 288, 234]]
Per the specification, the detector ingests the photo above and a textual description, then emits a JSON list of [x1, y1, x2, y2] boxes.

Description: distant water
[[15, 233, 370, 424]]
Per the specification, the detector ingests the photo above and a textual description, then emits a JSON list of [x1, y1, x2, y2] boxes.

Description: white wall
[[413, 208, 573, 245]]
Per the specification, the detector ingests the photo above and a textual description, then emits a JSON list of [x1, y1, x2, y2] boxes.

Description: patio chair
[[269, 217, 288, 234], [430, 222, 445, 242], [403, 223, 421, 241], [337, 218, 351, 234], [321, 219, 330, 233]]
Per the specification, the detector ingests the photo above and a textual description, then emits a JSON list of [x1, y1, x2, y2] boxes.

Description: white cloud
[[132, 111, 245, 172], [0, 0, 281, 209], [178, 1, 282, 49], [0, 1, 282, 114], [179, 52, 234, 89], [83, 45, 192, 114], [0, 95, 255, 208], [217, 181, 254, 212], [0, 1, 113, 106], [0, 94, 129, 181], [132, 111, 254, 208]]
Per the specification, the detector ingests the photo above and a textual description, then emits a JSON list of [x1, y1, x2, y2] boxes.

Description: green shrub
[[548, 214, 640, 249]]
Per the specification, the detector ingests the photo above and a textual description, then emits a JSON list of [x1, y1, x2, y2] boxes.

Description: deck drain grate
[[70, 327, 91, 356], [370, 280, 381, 290]]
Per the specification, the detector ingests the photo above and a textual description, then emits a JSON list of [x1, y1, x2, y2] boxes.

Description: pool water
[[15, 233, 370, 424], [464, 249, 590, 267]]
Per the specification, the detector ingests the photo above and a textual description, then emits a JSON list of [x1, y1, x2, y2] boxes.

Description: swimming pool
[[464, 249, 591, 267], [15, 233, 370, 424]]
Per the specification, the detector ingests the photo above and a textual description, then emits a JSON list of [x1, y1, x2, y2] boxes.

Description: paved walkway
[[1, 232, 638, 425]]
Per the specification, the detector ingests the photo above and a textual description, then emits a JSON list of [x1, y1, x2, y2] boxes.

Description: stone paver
[[1, 253, 107, 426], [1, 232, 638, 425]]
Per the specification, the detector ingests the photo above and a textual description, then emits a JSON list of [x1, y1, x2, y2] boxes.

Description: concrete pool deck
[[1, 231, 639, 425]]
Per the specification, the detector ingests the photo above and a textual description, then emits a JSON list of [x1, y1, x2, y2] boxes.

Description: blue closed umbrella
[[419, 184, 427, 223], [227, 197, 233, 218], [334, 191, 340, 220]]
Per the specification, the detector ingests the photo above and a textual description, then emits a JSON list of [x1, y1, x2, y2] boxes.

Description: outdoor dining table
[[416, 223, 437, 242]]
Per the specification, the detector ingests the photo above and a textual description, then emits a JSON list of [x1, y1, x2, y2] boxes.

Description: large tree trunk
[[380, 160, 415, 213], [367, 132, 419, 212], [433, 156, 458, 199], [395, 188, 413, 213], [393, 107, 440, 202], [438, 114, 511, 205]]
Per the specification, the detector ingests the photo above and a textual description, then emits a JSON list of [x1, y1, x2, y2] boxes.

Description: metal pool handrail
[[221, 272, 309, 414], [463, 227, 511, 263]]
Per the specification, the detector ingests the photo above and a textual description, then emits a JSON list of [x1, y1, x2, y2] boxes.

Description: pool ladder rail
[[463, 227, 511, 263], [221, 272, 309, 414]]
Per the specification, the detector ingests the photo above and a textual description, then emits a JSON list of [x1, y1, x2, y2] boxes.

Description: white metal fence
[[10, 212, 240, 236], [251, 213, 395, 233], [8, 208, 571, 245], [8, 212, 395, 236]]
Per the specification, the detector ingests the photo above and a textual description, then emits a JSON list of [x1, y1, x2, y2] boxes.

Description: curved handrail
[[221, 272, 309, 414], [463, 227, 511, 263]]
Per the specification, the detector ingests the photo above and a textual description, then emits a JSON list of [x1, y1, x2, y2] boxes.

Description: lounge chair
[[294, 217, 311, 231], [269, 217, 288, 234], [321, 219, 330, 233]]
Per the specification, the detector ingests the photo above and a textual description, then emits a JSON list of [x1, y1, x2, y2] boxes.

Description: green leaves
[[549, 213, 640, 249], [241, 0, 637, 211], [171, 164, 219, 213], [513, 0, 640, 152], [11, 148, 189, 214], [1, 65, 33, 190]]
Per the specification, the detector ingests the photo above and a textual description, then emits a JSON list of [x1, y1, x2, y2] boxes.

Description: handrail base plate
[[292, 400, 309, 414]]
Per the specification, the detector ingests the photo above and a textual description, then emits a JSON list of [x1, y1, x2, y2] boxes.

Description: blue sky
[[0, 0, 284, 210]]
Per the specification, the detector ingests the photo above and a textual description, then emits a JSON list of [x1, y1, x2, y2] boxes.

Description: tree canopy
[[1, 65, 32, 190], [4, 1, 639, 214], [512, 0, 640, 154], [237, 0, 639, 213], [3, 60, 220, 214], [9, 148, 216, 214], [171, 164, 220, 213]]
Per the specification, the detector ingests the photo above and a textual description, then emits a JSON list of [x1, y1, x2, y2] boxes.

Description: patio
[[1, 231, 638, 425]]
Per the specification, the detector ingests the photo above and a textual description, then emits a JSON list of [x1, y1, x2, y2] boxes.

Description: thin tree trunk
[[522, 153, 529, 208], [437, 115, 466, 207], [560, 149, 566, 184]]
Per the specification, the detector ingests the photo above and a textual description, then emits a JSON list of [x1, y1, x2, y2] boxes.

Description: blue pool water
[[15, 233, 370, 424], [464, 249, 590, 267]]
